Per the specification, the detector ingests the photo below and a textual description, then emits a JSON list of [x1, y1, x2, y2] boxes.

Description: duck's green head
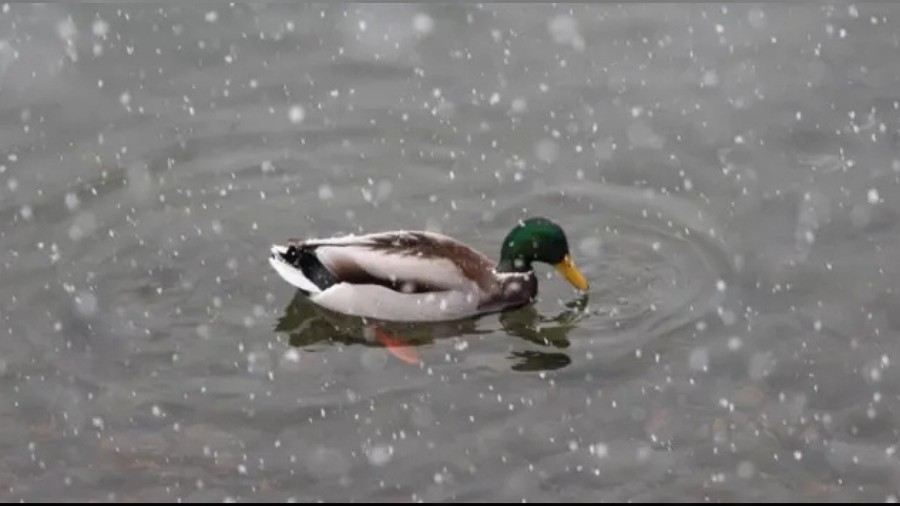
[[497, 217, 589, 291]]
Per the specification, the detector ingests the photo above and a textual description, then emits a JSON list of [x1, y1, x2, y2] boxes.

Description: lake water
[[2, 3, 900, 501]]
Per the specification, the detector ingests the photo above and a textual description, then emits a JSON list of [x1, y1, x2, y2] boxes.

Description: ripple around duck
[[269, 179, 739, 374], [482, 181, 738, 363]]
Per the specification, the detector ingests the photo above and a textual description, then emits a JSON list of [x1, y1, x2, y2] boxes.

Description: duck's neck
[[495, 258, 538, 302], [494, 268, 538, 304]]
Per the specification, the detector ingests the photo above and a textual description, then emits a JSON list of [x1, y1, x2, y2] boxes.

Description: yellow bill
[[554, 255, 589, 291]]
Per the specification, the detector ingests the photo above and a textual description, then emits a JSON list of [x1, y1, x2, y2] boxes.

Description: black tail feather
[[280, 245, 338, 292]]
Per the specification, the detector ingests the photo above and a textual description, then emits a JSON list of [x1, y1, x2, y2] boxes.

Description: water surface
[[2, 3, 900, 502]]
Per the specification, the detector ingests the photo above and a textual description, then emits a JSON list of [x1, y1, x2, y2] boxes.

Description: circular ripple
[[483, 181, 737, 359]]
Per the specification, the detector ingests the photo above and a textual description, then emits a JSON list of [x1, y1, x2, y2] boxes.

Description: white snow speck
[[205, 11, 218, 23], [57, 17, 78, 42], [589, 442, 608, 459], [74, 291, 98, 317], [413, 13, 434, 35], [64, 192, 80, 211], [92, 19, 109, 38], [869, 365, 882, 383], [510, 97, 527, 114], [867, 188, 880, 204], [288, 104, 306, 124], [318, 184, 334, 201], [547, 15, 585, 52], [365, 444, 394, 466]]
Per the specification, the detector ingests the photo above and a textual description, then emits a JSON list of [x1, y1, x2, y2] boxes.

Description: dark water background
[[2, 3, 900, 501]]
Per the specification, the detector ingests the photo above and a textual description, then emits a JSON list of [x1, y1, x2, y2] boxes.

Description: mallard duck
[[268, 217, 589, 322]]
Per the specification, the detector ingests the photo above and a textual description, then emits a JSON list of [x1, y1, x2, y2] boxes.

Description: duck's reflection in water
[[273, 291, 590, 372]]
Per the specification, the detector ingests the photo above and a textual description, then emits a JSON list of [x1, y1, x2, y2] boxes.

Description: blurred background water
[[1, 2, 900, 501]]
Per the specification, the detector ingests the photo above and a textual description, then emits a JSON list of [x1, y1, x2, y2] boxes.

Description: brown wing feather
[[366, 232, 499, 292], [287, 231, 500, 294]]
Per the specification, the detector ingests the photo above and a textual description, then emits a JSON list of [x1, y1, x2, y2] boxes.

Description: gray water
[[2, 3, 900, 502]]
